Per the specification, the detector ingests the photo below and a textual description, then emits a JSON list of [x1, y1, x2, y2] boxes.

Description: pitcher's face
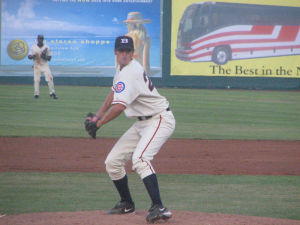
[[115, 49, 134, 69]]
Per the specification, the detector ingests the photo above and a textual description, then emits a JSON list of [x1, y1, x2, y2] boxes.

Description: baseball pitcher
[[84, 36, 175, 223]]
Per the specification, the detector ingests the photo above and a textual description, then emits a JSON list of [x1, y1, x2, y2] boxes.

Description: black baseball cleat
[[107, 201, 135, 215], [34, 95, 39, 99], [148, 203, 156, 212], [50, 93, 58, 99], [146, 204, 172, 223]]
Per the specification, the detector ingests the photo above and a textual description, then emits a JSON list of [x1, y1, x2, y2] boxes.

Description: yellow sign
[[7, 39, 29, 61], [171, 0, 300, 77]]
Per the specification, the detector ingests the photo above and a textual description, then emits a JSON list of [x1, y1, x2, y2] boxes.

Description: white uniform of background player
[[28, 35, 57, 99], [92, 36, 175, 223]]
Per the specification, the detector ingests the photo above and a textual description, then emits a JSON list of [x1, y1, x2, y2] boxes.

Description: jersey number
[[143, 72, 155, 91]]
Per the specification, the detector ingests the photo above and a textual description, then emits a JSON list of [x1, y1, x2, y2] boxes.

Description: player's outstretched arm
[[93, 90, 114, 121], [96, 103, 126, 128]]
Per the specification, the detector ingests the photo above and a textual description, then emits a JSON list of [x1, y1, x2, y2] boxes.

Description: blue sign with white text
[[1, 0, 162, 77]]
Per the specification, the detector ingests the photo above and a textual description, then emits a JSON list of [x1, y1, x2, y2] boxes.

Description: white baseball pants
[[33, 64, 55, 96], [105, 110, 175, 180]]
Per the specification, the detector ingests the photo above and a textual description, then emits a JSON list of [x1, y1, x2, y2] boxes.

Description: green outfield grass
[[0, 172, 299, 220], [0, 84, 299, 140]]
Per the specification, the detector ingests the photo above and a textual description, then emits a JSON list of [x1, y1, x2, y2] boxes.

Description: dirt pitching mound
[[1, 210, 300, 225]]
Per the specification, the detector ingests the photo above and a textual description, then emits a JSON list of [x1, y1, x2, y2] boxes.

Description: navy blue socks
[[113, 175, 133, 204], [143, 174, 163, 207]]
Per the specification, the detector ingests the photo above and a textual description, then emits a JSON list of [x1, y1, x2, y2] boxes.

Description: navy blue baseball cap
[[115, 36, 134, 51]]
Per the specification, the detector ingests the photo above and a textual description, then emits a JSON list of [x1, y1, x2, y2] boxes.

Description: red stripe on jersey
[[139, 115, 162, 174]]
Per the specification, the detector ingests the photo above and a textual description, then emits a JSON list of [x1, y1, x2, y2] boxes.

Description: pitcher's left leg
[[44, 67, 57, 99], [132, 112, 175, 179], [132, 112, 175, 223]]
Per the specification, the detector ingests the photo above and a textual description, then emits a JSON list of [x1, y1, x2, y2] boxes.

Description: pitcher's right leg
[[105, 125, 140, 214], [33, 69, 41, 98]]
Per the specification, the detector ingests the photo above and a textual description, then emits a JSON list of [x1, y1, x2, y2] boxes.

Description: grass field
[[0, 84, 300, 220], [1, 173, 300, 220], [0, 84, 299, 140]]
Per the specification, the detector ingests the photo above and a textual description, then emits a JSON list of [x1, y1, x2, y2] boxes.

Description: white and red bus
[[175, 2, 300, 65]]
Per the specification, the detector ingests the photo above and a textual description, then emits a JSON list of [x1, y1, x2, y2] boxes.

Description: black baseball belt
[[137, 107, 171, 121]]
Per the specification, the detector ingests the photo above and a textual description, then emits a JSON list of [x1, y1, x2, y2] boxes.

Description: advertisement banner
[[171, 0, 300, 78], [1, 0, 161, 77]]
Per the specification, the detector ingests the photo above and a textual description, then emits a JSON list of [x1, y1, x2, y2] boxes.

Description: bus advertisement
[[171, 0, 300, 78]]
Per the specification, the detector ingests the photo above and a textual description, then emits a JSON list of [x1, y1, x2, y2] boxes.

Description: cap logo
[[115, 36, 134, 50]]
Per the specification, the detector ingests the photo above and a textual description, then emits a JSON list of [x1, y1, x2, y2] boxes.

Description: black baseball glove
[[41, 48, 48, 60], [84, 112, 99, 139]]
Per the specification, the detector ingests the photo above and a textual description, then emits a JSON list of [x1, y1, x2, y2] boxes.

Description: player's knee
[[105, 158, 124, 179], [132, 158, 144, 171], [105, 158, 115, 173], [46, 75, 53, 82], [132, 154, 141, 165], [132, 157, 154, 179], [34, 77, 41, 82]]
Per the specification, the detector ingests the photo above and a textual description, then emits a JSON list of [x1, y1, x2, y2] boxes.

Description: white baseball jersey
[[29, 44, 52, 67], [112, 59, 169, 118], [106, 59, 175, 181]]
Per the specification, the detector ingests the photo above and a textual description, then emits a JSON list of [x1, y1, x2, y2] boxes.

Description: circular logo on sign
[[7, 39, 29, 60], [115, 82, 125, 93]]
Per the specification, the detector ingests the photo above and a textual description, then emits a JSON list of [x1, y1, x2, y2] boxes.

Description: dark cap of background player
[[115, 36, 134, 51]]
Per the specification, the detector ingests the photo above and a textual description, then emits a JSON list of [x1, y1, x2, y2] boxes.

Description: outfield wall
[[0, 0, 299, 89]]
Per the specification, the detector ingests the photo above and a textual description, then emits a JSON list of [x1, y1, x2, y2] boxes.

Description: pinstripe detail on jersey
[[139, 115, 162, 174]]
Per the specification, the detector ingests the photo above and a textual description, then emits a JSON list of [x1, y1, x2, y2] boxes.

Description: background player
[[91, 36, 175, 223], [28, 35, 58, 99]]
